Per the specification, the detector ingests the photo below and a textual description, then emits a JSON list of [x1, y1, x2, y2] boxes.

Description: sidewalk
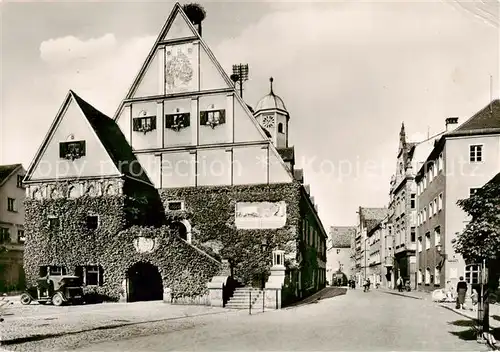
[[439, 302, 500, 329], [378, 287, 430, 300]]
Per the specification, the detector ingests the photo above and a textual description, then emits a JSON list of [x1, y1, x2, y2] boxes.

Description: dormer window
[[200, 109, 226, 129], [133, 112, 156, 134], [59, 141, 86, 160], [165, 113, 190, 131], [278, 122, 284, 133]]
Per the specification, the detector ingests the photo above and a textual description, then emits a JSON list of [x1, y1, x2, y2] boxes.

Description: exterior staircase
[[225, 287, 264, 309]]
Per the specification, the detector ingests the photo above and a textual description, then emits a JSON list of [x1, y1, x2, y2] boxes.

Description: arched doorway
[[127, 262, 163, 302], [171, 221, 188, 241]]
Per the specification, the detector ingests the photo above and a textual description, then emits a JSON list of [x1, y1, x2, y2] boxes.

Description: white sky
[[1, 0, 499, 227]]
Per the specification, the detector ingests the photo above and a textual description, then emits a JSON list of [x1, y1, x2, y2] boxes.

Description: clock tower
[[254, 77, 290, 149]]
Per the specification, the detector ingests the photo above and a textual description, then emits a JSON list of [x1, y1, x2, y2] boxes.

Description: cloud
[[40, 33, 118, 65]]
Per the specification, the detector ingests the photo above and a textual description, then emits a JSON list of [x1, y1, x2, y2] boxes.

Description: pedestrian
[[396, 276, 403, 292], [456, 276, 468, 309]]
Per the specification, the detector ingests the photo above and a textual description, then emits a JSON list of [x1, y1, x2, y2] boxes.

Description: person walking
[[456, 276, 468, 309], [396, 276, 403, 292]]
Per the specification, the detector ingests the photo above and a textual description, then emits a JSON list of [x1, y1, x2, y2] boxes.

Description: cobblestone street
[[2, 288, 490, 351]]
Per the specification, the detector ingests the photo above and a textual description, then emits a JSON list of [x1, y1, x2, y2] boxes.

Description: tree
[[454, 174, 500, 334]]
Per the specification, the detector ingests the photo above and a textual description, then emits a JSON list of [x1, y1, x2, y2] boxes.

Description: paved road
[[69, 288, 488, 352]]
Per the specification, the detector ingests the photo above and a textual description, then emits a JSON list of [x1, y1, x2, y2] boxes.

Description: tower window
[[278, 122, 284, 133]]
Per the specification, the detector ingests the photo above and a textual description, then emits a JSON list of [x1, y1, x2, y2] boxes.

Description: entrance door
[[127, 262, 163, 302]]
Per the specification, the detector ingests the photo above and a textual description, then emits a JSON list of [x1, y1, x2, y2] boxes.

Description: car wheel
[[20, 293, 32, 305], [52, 293, 64, 306]]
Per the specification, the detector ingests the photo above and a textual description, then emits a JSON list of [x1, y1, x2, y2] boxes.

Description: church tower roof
[[255, 77, 288, 114]]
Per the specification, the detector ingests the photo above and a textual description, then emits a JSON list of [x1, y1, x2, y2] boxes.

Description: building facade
[[22, 3, 327, 306], [326, 226, 355, 284], [354, 207, 388, 286], [388, 123, 446, 289], [366, 216, 390, 287], [415, 101, 500, 292], [0, 164, 26, 292]]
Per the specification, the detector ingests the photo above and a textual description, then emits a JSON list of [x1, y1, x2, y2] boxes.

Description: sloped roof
[[71, 91, 151, 184], [451, 99, 500, 134], [277, 147, 294, 162], [366, 219, 381, 234], [360, 207, 388, 222], [329, 226, 355, 248], [0, 164, 22, 187]]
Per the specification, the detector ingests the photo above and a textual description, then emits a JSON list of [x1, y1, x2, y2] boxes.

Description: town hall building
[[22, 3, 327, 308]]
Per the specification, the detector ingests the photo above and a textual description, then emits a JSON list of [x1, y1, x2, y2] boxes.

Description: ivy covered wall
[[23, 177, 220, 302], [160, 182, 304, 286]]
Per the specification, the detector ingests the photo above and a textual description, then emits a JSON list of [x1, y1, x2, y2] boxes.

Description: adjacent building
[[326, 226, 355, 284], [22, 3, 327, 306], [415, 100, 500, 292], [0, 164, 26, 292], [388, 123, 446, 289], [366, 215, 390, 287], [353, 207, 388, 286]]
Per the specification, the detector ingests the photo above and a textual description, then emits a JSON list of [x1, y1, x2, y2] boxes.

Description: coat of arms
[[166, 45, 194, 93], [133, 237, 156, 253]]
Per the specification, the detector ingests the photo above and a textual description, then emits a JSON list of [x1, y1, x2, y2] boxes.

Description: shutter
[[80, 140, 86, 156], [151, 116, 157, 130], [183, 113, 191, 127], [165, 114, 174, 128], [59, 142, 67, 158], [219, 110, 226, 124], [132, 118, 140, 131], [200, 111, 208, 125]]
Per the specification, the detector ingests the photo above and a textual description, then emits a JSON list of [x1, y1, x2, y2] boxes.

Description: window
[[59, 141, 86, 160], [425, 232, 431, 250], [165, 112, 190, 130], [278, 123, 284, 133], [425, 268, 431, 285], [418, 269, 423, 284], [49, 266, 67, 276], [470, 188, 480, 198], [0, 228, 10, 243], [200, 109, 226, 127], [429, 202, 433, 218], [17, 175, 24, 188], [48, 216, 60, 230], [423, 174, 427, 188], [470, 145, 483, 162], [434, 226, 441, 247], [336, 249, 341, 254], [423, 208, 427, 222], [167, 201, 184, 211], [434, 267, 441, 285], [410, 227, 416, 242], [76, 265, 103, 286], [7, 198, 16, 212], [418, 236, 422, 253], [433, 199, 437, 215], [410, 194, 416, 209], [438, 153, 443, 171], [438, 193, 443, 211], [133, 113, 157, 132], [18, 230, 25, 244], [86, 215, 99, 230]]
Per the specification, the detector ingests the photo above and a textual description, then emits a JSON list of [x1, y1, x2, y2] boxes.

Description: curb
[[379, 290, 424, 300], [439, 304, 498, 351]]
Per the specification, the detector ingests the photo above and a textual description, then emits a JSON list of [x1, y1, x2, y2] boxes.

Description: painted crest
[[235, 201, 287, 229], [133, 237, 156, 253]]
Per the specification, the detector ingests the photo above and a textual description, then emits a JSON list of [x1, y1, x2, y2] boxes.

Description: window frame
[[7, 197, 16, 212], [16, 175, 24, 188], [17, 229, 25, 244], [425, 232, 431, 250], [0, 227, 10, 243], [410, 193, 416, 209], [59, 140, 86, 160], [86, 214, 99, 230], [469, 144, 484, 163], [438, 193, 443, 211]]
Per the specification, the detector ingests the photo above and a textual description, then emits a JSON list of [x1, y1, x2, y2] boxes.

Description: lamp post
[[260, 238, 269, 313]]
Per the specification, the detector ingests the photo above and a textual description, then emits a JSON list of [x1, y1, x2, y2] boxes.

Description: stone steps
[[225, 287, 264, 309]]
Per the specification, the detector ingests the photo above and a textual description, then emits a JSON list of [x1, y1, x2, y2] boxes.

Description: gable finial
[[270, 77, 274, 94]]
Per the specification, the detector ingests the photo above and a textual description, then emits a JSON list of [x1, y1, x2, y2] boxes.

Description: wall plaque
[[235, 201, 286, 229], [133, 237, 156, 253]]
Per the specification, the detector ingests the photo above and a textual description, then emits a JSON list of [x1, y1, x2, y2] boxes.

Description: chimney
[[445, 117, 459, 132]]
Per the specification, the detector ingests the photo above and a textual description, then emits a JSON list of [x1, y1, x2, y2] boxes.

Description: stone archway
[[126, 262, 163, 302], [171, 220, 192, 243]]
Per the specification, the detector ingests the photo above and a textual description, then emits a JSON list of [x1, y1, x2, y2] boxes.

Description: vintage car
[[20, 275, 84, 306]]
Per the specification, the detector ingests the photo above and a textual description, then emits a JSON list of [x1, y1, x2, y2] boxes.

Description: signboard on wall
[[235, 201, 286, 229]]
